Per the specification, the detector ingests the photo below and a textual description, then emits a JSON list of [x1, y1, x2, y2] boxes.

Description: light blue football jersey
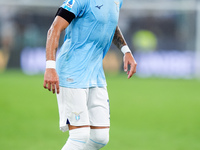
[[56, 0, 123, 88]]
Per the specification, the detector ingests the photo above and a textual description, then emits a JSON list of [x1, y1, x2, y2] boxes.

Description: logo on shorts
[[72, 112, 82, 121]]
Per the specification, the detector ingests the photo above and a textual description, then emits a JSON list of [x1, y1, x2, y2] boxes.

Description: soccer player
[[43, 0, 137, 149]]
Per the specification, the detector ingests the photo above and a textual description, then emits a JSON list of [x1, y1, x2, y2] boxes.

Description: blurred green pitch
[[0, 70, 200, 150]]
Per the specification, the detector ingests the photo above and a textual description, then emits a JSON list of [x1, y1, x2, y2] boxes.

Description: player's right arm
[[43, 16, 69, 94]]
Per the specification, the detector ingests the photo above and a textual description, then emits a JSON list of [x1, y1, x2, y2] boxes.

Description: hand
[[43, 68, 60, 94], [123, 52, 137, 79]]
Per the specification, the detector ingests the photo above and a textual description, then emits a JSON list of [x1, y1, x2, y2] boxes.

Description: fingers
[[47, 81, 51, 91], [51, 81, 59, 94], [43, 79, 59, 94], [56, 81, 60, 94], [124, 54, 137, 79], [124, 56, 128, 72], [43, 69, 60, 94], [128, 62, 136, 79], [52, 84, 55, 94], [43, 80, 51, 91], [43, 80, 47, 89]]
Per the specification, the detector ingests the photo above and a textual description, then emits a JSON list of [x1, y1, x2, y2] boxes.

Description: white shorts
[[56, 87, 110, 132]]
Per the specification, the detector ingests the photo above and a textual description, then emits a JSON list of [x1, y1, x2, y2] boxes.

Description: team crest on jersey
[[63, 0, 75, 10]]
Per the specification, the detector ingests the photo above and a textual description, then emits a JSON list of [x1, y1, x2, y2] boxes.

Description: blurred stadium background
[[0, 0, 200, 150], [1, 0, 200, 78]]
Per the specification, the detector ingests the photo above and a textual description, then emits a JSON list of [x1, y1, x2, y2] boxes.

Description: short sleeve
[[61, 0, 87, 17]]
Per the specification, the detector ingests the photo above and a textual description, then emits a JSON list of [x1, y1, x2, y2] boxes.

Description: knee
[[69, 127, 90, 143], [90, 128, 109, 146], [61, 127, 90, 150]]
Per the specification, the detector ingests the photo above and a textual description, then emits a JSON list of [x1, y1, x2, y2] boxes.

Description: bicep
[[50, 7, 76, 32], [51, 16, 70, 32]]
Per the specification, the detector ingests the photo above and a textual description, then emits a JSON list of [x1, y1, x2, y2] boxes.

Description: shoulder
[[61, 0, 89, 17], [61, 0, 89, 9], [74, 0, 89, 8], [79, 0, 90, 10]]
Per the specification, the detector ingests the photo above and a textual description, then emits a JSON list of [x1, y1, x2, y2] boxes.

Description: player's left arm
[[112, 25, 137, 79]]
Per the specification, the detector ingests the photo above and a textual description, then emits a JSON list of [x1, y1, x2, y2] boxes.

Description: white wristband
[[46, 60, 56, 69], [121, 45, 131, 55]]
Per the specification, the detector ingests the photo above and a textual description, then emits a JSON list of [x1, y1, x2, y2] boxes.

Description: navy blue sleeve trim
[[55, 7, 75, 24]]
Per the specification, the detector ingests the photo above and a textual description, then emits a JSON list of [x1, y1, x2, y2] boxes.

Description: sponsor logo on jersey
[[95, 5, 103, 9], [67, 78, 74, 82]]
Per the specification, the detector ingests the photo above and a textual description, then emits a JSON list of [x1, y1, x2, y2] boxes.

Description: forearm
[[112, 26, 127, 50], [46, 26, 61, 61], [45, 16, 69, 61]]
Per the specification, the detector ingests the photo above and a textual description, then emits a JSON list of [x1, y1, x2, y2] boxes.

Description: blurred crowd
[[0, 0, 199, 78]]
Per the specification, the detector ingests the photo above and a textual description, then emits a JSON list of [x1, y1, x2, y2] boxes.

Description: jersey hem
[[59, 83, 107, 89]]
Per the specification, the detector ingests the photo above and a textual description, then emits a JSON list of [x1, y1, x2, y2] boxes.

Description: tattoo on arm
[[112, 26, 127, 50]]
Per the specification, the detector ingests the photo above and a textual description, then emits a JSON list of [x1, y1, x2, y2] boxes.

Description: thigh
[[88, 87, 110, 127], [57, 87, 90, 132]]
